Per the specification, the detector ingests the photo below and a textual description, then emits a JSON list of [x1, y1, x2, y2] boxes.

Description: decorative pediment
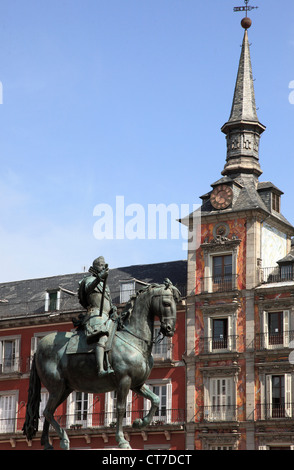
[[201, 235, 241, 254]]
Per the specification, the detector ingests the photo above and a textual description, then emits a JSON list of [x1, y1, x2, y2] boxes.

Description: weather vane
[[234, 0, 258, 29], [234, 0, 258, 15]]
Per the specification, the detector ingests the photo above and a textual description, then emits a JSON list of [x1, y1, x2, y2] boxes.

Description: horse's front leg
[[132, 384, 160, 428], [115, 376, 132, 449]]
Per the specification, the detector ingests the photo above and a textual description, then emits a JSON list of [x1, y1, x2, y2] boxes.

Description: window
[[266, 374, 292, 418], [67, 392, 93, 428], [263, 310, 290, 349], [105, 390, 132, 427], [120, 281, 135, 303], [272, 375, 285, 418], [212, 319, 228, 350], [272, 193, 280, 212], [153, 324, 171, 360], [212, 255, 232, 292], [268, 312, 283, 346], [280, 264, 294, 281], [206, 315, 235, 352], [204, 377, 235, 421], [0, 393, 17, 433], [145, 382, 172, 424], [0, 337, 20, 373], [45, 290, 60, 312]]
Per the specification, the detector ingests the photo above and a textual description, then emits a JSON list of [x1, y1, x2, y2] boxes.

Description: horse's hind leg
[[132, 384, 160, 428], [43, 386, 71, 450]]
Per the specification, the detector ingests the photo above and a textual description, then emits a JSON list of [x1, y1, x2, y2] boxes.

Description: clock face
[[210, 184, 233, 210]]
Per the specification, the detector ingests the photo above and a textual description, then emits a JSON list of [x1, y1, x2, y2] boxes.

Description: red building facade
[[0, 262, 186, 450]]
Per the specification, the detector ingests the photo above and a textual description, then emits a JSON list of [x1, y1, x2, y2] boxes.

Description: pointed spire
[[221, 25, 266, 179], [228, 29, 258, 123]]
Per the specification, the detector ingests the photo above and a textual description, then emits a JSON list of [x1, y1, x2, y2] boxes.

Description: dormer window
[[45, 290, 60, 312], [119, 281, 135, 303], [272, 193, 280, 213], [280, 264, 294, 282]]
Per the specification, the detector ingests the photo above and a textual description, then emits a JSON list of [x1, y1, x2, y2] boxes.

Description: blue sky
[[0, 0, 294, 282]]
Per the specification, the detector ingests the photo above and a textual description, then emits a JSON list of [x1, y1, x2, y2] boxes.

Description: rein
[[119, 324, 164, 346]]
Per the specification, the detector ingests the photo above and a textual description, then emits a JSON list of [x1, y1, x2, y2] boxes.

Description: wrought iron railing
[[256, 403, 293, 420], [199, 275, 238, 293], [260, 267, 294, 285], [255, 331, 294, 350], [0, 409, 185, 435], [198, 335, 239, 354], [197, 405, 239, 423]]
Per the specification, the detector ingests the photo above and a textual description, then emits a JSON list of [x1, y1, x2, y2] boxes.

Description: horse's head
[[151, 279, 181, 337]]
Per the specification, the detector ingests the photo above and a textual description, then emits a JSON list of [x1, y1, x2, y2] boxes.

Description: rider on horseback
[[77, 256, 117, 378]]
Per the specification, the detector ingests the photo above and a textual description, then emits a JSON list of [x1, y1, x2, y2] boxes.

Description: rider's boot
[[95, 339, 114, 378]]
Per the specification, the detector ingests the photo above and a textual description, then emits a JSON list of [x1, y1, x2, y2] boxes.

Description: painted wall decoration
[[261, 222, 287, 268]]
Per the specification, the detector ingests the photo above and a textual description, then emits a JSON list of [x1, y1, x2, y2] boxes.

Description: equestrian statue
[[22, 256, 180, 450]]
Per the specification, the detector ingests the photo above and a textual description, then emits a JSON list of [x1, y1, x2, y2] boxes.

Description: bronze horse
[[23, 282, 180, 450]]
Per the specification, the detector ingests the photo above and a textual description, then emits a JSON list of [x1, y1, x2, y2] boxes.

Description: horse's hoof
[[119, 442, 132, 449], [132, 418, 143, 429], [60, 440, 70, 450]]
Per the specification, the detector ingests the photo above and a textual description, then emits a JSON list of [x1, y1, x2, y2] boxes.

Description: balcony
[[260, 266, 294, 285], [256, 403, 293, 420], [255, 331, 294, 350], [199, 275, 238, 294], [198, 335, 239, 354], [197, 405, 239, 423], [0, 409, 185, 435]]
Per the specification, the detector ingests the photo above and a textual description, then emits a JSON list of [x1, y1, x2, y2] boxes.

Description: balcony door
[[213, 255, 232, 292], [205, 377, 235, 421], [266, 374, 292, 418]]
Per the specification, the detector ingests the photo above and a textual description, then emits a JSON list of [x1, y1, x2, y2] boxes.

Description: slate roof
[[0, 260, 187, 320], [187, 176, 294, 231]]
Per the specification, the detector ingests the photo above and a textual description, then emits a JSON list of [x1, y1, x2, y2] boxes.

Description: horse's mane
[[118, 280, 181, 326]]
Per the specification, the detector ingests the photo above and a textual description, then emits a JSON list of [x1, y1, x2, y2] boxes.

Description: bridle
[[119, 291, 177, 347]]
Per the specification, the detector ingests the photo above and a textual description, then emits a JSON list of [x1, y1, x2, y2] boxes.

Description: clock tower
[[183, 7, 294, 451]]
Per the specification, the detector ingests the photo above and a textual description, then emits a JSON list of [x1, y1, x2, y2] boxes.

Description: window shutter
[[228, 316, 232, 351], [39, 391, 49, 429], [283, 310, 290, 347], [285, 373, 292, 418], [144, 385, 152, 413], [166, 382, 172, 423], [56, 290, 61, 311], [87, 393, 93, 427], [66, 392, 75, 428], [31, 336, 38, 356], [207, 317, 212, 353], [13, 339, 19, 372], [125, 390, 132, 426], [266, 375, 272, 419], [104, 391, 116, 427], [45, 292, 49, 312], [263, 311, 269, 349]]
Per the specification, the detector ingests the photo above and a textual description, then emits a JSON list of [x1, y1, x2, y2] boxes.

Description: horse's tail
[[22, 354, 41, 441]]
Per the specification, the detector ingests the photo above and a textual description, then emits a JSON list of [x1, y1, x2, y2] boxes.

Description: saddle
[[66, 318, 118, 355]]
